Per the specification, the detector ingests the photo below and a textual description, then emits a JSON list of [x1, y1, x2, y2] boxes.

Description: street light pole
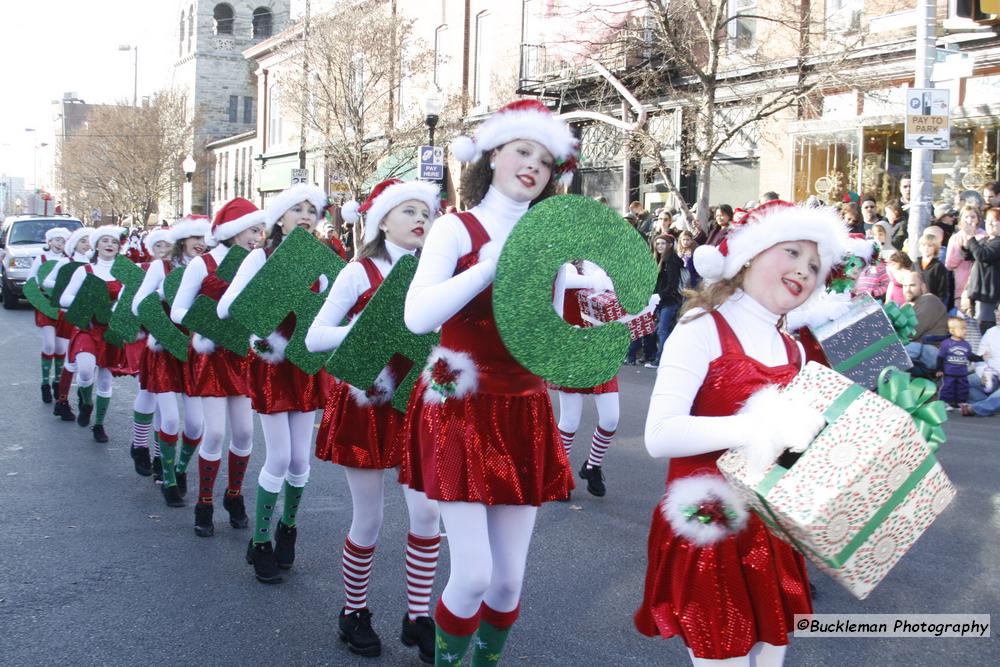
[[182, 154, 196, 216], [118, 44, 138, 106]]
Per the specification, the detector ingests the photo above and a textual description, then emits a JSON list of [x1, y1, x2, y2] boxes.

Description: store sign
[[904, 88, 950, 150]]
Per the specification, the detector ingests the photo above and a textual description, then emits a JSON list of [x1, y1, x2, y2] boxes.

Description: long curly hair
[[679, 266, 750, 323], [459, 147, 557, 208]]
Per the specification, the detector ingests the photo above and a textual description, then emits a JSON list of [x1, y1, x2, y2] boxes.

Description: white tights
[[343, 467, 441, 547], [556, 391, 620, 433], [257, 411, 314, 493], [75, 352, 112, 397], [134, 389, 204, 439], [438, 501, 538, 617], [40, 326, 56, 356], [687, 643, 787, 667], [199, 395, 254, 462]]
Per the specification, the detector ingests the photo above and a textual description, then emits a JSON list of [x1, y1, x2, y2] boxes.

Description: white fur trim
[[458, 107, 577, 165], [212, 210, 266, 242], [169, 219, 212, 243], [845, 237, 875, 261], [143, 229, 172, 254], [737, 384, 827, 477], [693, 245, 725, 282], [264, 184, 327, 228], [146, 333, 163, 352], [250, 332, 289, 364], [660, 475, 749, 546], [89, 226, 125, 247], [361, 180, 440, 245], [45, 227, 71, 243], [421, 346, 479, 403], [341, 200, 361, 224], [65, 228, 91, 257], [785, 290, 853, 332], [348, 365, 397, 407], [191, 333, 216, 355]]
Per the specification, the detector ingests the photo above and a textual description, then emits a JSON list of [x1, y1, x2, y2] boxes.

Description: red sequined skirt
[[184, 347, 248, 397], [548, 376, 619, 394], [634, 492, 812, 659], [34, 309, 57, 328], [115, 340, 145, 377], [69, 325, 128, 370], [55, 313, 75, 339], [399, 380, 573, 506], [139, 345, 185, 394], [246, 352, 324, 414], [316, 378, 403, 469]]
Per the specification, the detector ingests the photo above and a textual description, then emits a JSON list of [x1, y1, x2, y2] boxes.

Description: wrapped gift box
[[577, 289, 656, 341], [798, 294, 912, 391], [718, 362, 955, 600]]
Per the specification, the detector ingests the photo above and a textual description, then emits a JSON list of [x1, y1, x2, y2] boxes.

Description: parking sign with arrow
[[904, 88, 950, 151]]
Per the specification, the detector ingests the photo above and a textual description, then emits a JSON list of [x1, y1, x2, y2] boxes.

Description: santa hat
[[450, 99, 579, 187], [64, 227, 91, 257], [342, 178, 440, 245], [211, 197, 265, 242], [169, 214, 212, 244], [693, 200, 849, 294], [263, 184, 328, 228], [45, 227, 71, 244], [89, 225, 125, 247], [143, 228, 173, 254]]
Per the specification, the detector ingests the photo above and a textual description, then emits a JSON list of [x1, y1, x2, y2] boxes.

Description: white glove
[[647, 293, 661, 311], [736, 385, 827, 476], [786, 291, 853, 332], [476, 240, 504, 280]]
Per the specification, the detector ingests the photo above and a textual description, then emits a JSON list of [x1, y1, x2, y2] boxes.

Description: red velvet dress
[[316, 258, 407, 468], [634, 311, 812, 659], [68, 266, 128, 370], [32, 253, 59, 328], [548, 280, 619, 395], [183, 253, 248, 398], [138, 260, 186, 394], [399, 212, 573, 506]]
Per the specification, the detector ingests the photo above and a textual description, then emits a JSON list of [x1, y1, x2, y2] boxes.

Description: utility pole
[[908, 0, 936, 259], [298, 0, 310, 170]]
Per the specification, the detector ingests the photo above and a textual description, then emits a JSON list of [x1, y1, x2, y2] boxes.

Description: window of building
[[179, 11, 185, 57], [213, 3, 234, 36], [223, 152, 229, 200], [433, 25, 447, 88], [252, 7, 273, 38], [228, 95, 238, 123], [826, 0, 863, 33], [243, 97, 254, 124], [727, 0, 756, 50], [473, 11, 491, 106], [269, 84, 282, 145], [188, 5, 194, 52]]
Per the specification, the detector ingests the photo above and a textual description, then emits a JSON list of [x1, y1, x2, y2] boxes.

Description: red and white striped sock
[[558, 428, 575, 457], [405, 532, 440, 620], [342, 537, 375, 612], [132, 414, 153, 450], [586, 426, 615, 468]]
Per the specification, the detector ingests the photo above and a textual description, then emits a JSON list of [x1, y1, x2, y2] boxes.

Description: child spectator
[[918, 233, 951, 309], [937, 317, 982, 408], [885, 250, 913, 306]]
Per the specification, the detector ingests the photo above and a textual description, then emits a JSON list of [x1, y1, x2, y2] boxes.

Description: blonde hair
[[679, 266, 750, 323]]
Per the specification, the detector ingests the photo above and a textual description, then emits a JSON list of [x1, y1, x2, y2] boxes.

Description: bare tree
[[57, 90, 191, 225]]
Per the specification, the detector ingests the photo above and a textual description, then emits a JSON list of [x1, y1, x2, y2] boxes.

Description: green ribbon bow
[[882, 302, 918, 344], [877, 367, 948, 452]]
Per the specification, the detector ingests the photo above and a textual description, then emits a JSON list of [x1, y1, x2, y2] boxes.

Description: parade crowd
[[17, 100, 996, 667]]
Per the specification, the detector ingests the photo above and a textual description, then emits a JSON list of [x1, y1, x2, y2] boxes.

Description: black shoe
[[175, 471, 187, 497], [77, 403, 93, 427], [92, 424, 108, 443], [161, 483, 185, 508], [339, 608, 382, 657], [273, 521, 297, 570], [579, 462, 606, 497], [130, 445, 152, 476], [223, 494, 249, 529], [151, 456, 163, 483], [41, 383, 52, 404], [400, 614, 434, 665], [194, 502, 214, 537], [246, 539, 283, 584], [55, 400, 75, 421]]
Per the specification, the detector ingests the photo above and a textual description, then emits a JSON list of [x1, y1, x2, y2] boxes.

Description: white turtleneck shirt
[[171, 244, 230, 324]]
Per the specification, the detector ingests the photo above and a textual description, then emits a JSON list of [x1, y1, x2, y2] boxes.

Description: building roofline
[[206, 129, 257, 149]]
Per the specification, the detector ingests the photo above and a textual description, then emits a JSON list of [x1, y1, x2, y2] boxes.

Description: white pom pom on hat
[[449, 135, 478, 164], [341, 200, 361, 224], [693, 245, 726, 282]]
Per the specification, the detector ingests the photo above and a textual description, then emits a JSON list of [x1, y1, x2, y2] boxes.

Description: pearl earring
[[744, 261, 752, 268], [489, 162, 495, 170]]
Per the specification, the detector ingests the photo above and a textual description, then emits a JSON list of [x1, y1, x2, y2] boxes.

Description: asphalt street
[[1, 303, 998, 666]]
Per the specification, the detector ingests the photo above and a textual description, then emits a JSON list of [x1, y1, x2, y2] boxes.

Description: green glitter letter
[[136, 266, 190, 361], [182, 246, 251, 356], [107, 256, 146, 344], [24, 261, 59, 320]]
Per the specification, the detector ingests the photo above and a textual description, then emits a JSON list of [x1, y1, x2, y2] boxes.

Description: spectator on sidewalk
[[901, 270, 950, 375], [962, 207, 1000, 334]]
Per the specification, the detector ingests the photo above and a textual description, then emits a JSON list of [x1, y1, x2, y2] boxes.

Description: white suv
[[0, 214, 83, 309]]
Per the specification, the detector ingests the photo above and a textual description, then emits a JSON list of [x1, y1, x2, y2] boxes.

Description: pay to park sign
[[904, 88, 950, 151]]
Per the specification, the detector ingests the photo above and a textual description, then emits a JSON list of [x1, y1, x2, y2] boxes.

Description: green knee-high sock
[[53, 355, 64, 377], [79, 384, 94, 406], [160, 432, 179, 487], [470, 620, 514, 667], [435, 628, 475, 667], [175, 438, 198, 473], [41, 354, 53, 384], [254, 485, 280, 544], [281, 481, 305, 527], [94, 395, 110, 426]]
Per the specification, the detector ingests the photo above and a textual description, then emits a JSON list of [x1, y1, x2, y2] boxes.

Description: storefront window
[[859, 125, 908, 204], [792, 130, 859, 204], [934, 121, 998, 206]]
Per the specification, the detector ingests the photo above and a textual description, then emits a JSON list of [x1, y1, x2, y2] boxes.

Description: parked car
[[0, 214, 83, 309]]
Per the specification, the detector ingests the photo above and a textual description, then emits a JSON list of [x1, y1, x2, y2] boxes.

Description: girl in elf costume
[[305, 178, 441, 662], [217, 184, 328, 583], [27, 226, 72, 405], [170, 199, 262, 519], [47, 227, 92, 421], [59, 226, 130, 443], [635, 200, 849, 666], [399, 100, 576, 666], [130, 218, 209, 496]]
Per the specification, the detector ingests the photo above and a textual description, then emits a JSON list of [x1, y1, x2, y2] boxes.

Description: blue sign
[[419, 145, 444, 181]]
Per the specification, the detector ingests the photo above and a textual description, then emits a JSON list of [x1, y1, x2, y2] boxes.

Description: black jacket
[[919, 258, 951, 310], [966, 235, 1000, 304], [655, 253, 684, 306]]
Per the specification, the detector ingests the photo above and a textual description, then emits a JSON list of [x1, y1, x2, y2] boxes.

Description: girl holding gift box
[[304, 178, 442, 662], [130, 219, 209, 488], [400, 99, 576, 666], [27, 226, 72, 405], [636, 200, 848, 666], [59, 226, 130, 444], [170, 199, 263, 521], [217, 184, 329, 583], [48, 227, 92, 422]]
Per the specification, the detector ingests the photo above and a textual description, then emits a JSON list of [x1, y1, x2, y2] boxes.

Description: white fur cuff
[[348, 365, 397, 407], [737, 385, 827, 476], [422, 346, 478, 404], [661, 475, 749, 546], [191, 333, 216, 355], [146, 333, 163, 352], [250, 332, 289, 364]]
